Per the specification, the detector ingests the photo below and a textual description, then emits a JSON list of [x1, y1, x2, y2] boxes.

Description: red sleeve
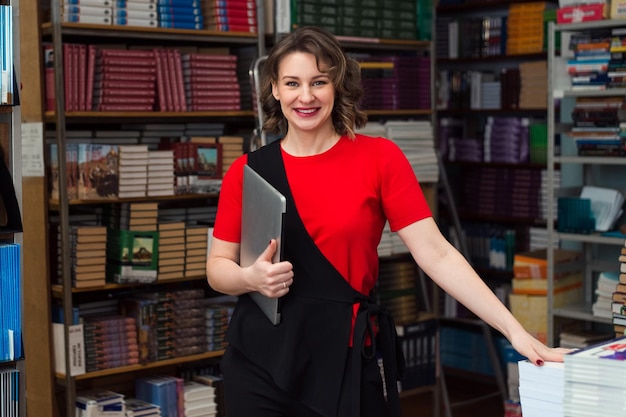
[[378, 138, 432, 232], [212, 154, 248, 243]]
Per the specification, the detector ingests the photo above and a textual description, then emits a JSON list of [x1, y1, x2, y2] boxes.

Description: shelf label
[[21, 122, 44, 177]]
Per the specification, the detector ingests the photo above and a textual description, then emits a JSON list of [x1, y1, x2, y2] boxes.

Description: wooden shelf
[[45, 110, 256, 124], [48, 192, 219, 209], [56, 350, 225, 382], [41, 22, 259, 44], [51, 275, 207, 298]]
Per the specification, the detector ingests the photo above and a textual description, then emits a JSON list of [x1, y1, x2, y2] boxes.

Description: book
[[518, 359, 564, 417]]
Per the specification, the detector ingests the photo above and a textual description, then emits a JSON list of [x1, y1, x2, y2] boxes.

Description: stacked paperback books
[[563, 337, 626, 417], [75, 389, 126, 417], [83, 315, 139, 372], [66, 224, 108, 288], [184, 225, 209, 278], [157, 221, 186, 281], [518, 359, 565, 417], [183, 380, 217, 417]]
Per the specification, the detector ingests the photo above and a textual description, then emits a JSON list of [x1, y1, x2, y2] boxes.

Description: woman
[[206, 26, 570, 417]]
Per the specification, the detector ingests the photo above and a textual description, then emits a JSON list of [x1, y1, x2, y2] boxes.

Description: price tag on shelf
[[21, 122, 44, 177]]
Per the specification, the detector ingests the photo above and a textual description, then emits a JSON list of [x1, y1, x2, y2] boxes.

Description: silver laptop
[[240, 164, 286, 325]]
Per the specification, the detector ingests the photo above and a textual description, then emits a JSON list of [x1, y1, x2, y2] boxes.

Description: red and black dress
[[213, 135, 432, 417]]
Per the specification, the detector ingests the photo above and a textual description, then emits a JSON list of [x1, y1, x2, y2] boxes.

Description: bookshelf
[[435, 0, 557, 307], [546, 19, 626, 347], [19, 2, 441, 417], [1, 0, 25, 416]]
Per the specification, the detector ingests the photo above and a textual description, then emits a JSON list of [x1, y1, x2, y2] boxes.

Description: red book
[[94, 72, 157, 82], [209, 23, 258, 33], [173, 49, 187, 112], [186, 90, 240, 98], [85, 44, 97, 111], [184, 75, 238, 85], [205, 16, 257, 26], [98, 104, 154, 111], [189, 103, 241, 111], [154, 49, 168, 112], [204, 0, 255, 9], [99, 49, 156, 59], [187, 82, 240, 91], [44, 44, 55, 112], [182, 67, 235, 77], [63, 43, 72, 111], [182, 52, 237, 62], [166, 49, 180, 112], [204, 7, 257, 18], [78, 44, 87, 111], [181, 59, 237, 70]]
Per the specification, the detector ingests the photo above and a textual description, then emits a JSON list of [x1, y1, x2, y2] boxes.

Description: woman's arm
[[397, 217, 571, 365], [206, 237, 293, 297]]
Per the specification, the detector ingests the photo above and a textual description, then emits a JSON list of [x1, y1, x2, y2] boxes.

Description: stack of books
[[75, 389, 125, 417], [217, 136, 244, 175], [112, 0, 158, 28], [593, 271, 620, 319], [563, 337, 626, 417], [185, 225, 209, 277], [135, 375, 182, 417], [192, 374, 226, 417], [519, 61, 548, 109], [158, 0, 203, 30], [147, 149, 175, 197], [62, 0, 113, 25], [66, 224, 108, 288], [182, 53, 241, 111], [173, 289, 209, 357], [83, 315, 139, 372], [104, 202, 159, 231], [483, 116, 529, 164], [93, 49, 157, 111], [124, 398, 161, 417], [183, 380, 217, 417], [118, 145, 149, 198], [385, 120, 438, 184], [203, 0, 257, 33], [205, 300, 233, 352], [518, 359, 565, 417], [157, 221, 186, 281]]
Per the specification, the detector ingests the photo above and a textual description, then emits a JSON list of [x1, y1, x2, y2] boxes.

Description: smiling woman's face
[[271, 52, 336, 136]]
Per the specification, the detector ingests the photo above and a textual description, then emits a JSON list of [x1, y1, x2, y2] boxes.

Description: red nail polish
[[536, 359, 544, 366]]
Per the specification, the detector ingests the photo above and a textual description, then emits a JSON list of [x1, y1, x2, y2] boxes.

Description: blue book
[[158, 20, 202, 29], [159, 13, 203, 23], [157, 5, 201, 15]]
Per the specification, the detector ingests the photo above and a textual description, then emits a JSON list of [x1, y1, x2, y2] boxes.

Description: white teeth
[[297, 109, 316, 114]]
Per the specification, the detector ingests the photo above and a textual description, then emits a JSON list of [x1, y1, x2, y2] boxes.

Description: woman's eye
[[313, 80, 327, 86], [286, 81, 298, 87]]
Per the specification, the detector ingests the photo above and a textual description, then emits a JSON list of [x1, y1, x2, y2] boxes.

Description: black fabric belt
[[352, 299, 405, 417]]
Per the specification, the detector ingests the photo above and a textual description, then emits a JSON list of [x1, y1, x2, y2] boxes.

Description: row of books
[[53, 292, 236, 376], [58, 0, 258, 33], [0, 368, 19, 417], [50, 215, 212, 288], [47, 136, 244, 201], [278, 0, 428, 40], [0, 243, 22, 362], [44, 44, 243, 112], [74, 373, 224, 417], [567, 29, 626, 90], [356, 56, 431, 111], [570, 96, 626, 157], [436, 2, 552, 59], [0, 4, 15, 106], [436, 62, 547, 111]]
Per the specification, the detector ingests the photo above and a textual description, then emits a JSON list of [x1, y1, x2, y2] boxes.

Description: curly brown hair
[[260, 26, 368, 139]]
